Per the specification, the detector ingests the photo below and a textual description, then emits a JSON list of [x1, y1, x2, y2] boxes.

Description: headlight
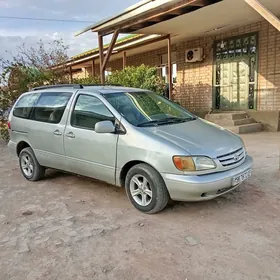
[[239, 138, 247, 155], [173, 156, 216, 171]]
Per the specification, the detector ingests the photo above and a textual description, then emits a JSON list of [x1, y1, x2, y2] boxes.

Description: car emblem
[[234, 154, 239, 161]]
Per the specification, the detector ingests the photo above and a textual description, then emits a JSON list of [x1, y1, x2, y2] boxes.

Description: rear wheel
[[19, 147, 45, 181], [125, 163, 169, 214]]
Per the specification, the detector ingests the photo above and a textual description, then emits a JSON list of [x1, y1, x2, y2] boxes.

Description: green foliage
[[0, 39, 70, 142], [73, 76, 101, 85], [107, 65, 165, 94], [74, 65, 166, 94], [0, 121, 9, 142]]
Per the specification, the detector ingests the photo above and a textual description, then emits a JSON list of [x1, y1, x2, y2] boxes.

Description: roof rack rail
[[32, 84, 84, 91], [82, 83, 123, 87]]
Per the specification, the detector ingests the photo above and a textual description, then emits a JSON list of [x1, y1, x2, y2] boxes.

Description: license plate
[[232, 169, 252, 186]]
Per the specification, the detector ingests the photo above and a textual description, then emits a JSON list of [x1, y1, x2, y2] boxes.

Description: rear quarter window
[[13, 93, 40, 119]]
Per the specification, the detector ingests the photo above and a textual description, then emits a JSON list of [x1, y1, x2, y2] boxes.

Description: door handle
[[53, 129, 62, 136], [66, 132, 75, 139]]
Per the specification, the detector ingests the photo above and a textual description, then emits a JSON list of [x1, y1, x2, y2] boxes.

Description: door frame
[[212, 32, 259, 111], [63, 91, 120, 185]]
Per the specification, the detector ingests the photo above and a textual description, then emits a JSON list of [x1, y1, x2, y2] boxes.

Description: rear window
[[13, 92, 72, 124], [13, 93, 40, 119]]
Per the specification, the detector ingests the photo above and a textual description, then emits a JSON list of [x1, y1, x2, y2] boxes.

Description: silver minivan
[[8, 84, 253, 214]]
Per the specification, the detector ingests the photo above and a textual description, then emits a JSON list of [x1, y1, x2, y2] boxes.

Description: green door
[[214, 33, 258, 110], [220, 58, 249, 110]]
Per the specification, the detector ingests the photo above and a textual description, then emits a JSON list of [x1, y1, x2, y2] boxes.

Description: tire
[[125, 163, 170, 214], [19, 147, 45, 181]]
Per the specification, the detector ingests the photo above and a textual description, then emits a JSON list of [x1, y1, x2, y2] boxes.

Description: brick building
[[67, 0, 280, 131]]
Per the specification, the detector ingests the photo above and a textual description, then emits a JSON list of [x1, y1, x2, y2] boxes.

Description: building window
[[159, 52, 177, 83], [105, 67, 112, 77]]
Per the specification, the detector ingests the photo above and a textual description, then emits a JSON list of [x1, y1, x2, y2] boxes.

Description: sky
[[0, 0, 139, 61]]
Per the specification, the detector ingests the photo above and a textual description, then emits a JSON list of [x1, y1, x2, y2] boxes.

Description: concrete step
[[209, 117, 256, 127], [226, 123, 262, 134], [234, 117, 256, 126], [206, 112, 248, 121]]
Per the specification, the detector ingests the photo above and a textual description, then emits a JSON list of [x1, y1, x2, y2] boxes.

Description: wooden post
[[69, 66, 73, 83], [244, 0, 280, 31], [101, 30, 119, 71], [123, 51, 127, 69], [91, 59, 95, 77], [98, 34, 105, 84], [167, 35, 172, 100]]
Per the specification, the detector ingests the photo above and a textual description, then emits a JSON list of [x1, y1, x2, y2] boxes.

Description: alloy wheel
[[129, 174, 153, 207], [20, 154, 34, 177]]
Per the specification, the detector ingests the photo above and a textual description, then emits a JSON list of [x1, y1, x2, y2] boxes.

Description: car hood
[[142, 119, 244, 158]]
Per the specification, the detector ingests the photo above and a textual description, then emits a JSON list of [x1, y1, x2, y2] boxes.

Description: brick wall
[[258, 21, 280, 111], [91, 20, 280, 112]]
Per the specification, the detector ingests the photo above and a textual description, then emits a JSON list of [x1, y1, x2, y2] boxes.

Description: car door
[[27, 91, 74, 170], [64, 93, 118, 185]]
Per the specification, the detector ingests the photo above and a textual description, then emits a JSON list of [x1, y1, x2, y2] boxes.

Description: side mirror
[[95, 120, 115, 134]]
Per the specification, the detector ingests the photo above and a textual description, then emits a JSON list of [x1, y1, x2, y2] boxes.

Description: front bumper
[[162, 155, 253, 202]]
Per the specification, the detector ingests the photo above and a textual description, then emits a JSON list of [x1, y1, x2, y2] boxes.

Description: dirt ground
[[0, 132, 279, 280]]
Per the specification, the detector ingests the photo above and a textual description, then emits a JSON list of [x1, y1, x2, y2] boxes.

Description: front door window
[[71, 94, 114, 130]]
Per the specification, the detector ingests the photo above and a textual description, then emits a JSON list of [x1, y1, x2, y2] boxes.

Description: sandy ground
[[0, 132, 280, 280]]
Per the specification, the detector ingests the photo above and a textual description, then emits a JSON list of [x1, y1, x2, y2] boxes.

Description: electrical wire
[[0, 16, 93, 23]]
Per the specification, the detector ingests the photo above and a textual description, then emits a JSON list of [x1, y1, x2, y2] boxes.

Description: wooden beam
[[99, 0, 205, 36], [168, 9, 184, 16], [101, 30, 119, 71], [69, 66, 73, 83], [91, 59, 95, 77], [188, 0, 209, 6], [244, 0, 280, 31], [117, 34, 170, 51], [123, 51, 127, 69], [167, 35, 172, 100], [98, 34, 105, 84]]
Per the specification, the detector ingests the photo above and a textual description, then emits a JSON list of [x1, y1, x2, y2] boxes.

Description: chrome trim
[[217, 147, 245, 167]]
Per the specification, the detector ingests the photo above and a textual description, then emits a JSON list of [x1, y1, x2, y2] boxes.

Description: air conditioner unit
[[185, 48, 203, 62]]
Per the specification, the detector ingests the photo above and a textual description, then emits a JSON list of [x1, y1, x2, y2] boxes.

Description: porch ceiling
[[71, 0, 280, 69], [134, 0, 280, 39]]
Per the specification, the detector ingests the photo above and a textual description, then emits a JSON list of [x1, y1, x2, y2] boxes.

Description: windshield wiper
[[137, 116, 197, 127]]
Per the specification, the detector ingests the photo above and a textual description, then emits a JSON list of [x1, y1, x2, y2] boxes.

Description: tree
[[0, 39, 70, 142]]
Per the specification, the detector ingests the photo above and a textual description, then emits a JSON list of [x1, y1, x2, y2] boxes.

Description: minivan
[[8, 84, 253, 214]]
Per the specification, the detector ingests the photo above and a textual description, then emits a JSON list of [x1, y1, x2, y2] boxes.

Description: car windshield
[[103, 91, 196, 127]]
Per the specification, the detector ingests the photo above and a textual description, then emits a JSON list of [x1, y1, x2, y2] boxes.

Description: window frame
[[159, 52, 177, 84], [70, 93, 116, 131]]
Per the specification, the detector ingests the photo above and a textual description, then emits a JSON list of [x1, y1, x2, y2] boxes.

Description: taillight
[[7, 122, 11, 130]]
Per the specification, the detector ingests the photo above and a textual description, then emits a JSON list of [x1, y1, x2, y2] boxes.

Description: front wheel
[[125, 163, 170, 214]]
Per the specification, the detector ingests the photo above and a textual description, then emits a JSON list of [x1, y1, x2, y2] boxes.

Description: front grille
[[217, 147, 245, 167]]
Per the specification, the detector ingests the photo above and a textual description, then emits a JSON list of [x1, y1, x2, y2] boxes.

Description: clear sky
[[0, 0, 139, 60]]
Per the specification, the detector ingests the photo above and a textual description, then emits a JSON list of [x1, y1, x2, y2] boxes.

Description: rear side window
[[13, 93, 40, 119], [32, 92, 72, 124]]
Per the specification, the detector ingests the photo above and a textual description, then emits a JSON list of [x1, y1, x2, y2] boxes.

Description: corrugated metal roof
[[72, 34, 142, 59]]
